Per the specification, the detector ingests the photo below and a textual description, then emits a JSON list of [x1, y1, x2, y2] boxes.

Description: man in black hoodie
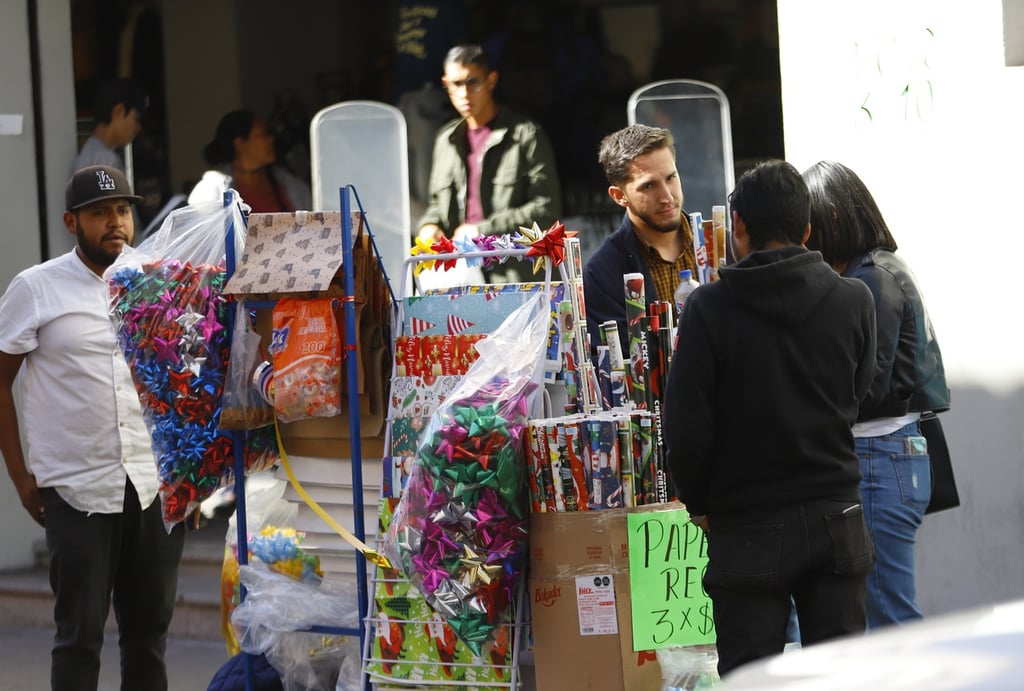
[[664, 160, 877, 678]]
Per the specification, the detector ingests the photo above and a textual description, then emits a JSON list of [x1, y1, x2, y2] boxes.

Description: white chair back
[[627, 79, 735, 219], [310, 101, 411, 292]]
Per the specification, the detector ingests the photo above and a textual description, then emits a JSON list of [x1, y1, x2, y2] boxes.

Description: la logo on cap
[[96, 169, 116, 191]]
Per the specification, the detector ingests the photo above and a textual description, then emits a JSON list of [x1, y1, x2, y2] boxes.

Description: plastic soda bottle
[[673, 269, 700, 351], [673, 269, 699, 316]]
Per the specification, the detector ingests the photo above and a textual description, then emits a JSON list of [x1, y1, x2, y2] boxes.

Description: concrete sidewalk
[[0, 513, 232, 689], [0, 625, 229, 691]]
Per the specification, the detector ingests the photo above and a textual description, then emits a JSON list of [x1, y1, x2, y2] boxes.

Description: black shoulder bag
[[921, 411, 960, 514]]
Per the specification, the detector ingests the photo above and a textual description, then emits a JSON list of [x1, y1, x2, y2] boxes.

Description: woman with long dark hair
[[803, 160, 950, 629], [188, 109, 310, 212]]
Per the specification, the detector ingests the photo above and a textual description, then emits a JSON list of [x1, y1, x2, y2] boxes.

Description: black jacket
[[582, 212, 695, 357], [664, 246, 877, 518], [844, 248, 950, 419]]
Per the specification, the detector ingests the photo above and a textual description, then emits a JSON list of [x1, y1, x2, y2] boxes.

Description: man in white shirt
[[0, 165, 184, 691]]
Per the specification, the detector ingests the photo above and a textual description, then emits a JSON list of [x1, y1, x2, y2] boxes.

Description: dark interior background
[[69, 0, 783, 229]]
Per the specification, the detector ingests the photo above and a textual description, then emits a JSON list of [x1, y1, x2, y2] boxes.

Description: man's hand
[[417, 224, 445, 243], [452, 224, 480, 242], [1, 351, 40, 525], [12, 470, 43, 526], [689, 514, 709, 533]]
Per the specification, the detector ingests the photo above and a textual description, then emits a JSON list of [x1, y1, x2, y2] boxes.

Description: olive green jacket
[[418, 108, 562, 236]]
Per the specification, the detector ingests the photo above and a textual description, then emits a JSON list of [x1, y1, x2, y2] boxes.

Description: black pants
[[704, 499, 874, 678], [41, 482, 185, 691]]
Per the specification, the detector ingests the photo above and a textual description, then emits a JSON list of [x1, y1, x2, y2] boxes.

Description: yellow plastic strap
[[274, 418, 392, 569]]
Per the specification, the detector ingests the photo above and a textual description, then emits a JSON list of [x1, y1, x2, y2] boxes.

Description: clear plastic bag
[[383, 292, 550, 654], [220, 302, 275, 430], [105, 195, 276, 528], [657, 645, 720, 690], [231, 565, 361, 691], [220, 473, 303, 655]]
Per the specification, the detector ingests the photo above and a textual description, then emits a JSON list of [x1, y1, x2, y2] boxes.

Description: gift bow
[[522, 221, 568, 274], [410, 236, 437, 276], [410, 235, 460, 274], [431, 236, 458, 271]]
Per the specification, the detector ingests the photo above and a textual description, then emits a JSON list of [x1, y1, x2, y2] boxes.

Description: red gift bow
[[525, 221, 569, 269], [431, 236, 458, 272]]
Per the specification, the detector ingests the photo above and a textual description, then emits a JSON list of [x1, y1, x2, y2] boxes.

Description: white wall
[[778, 0, 1024, 613], [1006, 0, 1024, 65], [0, 0, 76, 569]]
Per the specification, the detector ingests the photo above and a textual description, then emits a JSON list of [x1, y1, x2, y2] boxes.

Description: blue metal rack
[[224, 185, 392, 691]]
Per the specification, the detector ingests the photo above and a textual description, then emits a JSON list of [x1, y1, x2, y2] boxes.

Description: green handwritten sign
[[627, 508, 715, 649]]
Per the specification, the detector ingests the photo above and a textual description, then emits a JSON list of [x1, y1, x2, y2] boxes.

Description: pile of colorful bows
[[386, 372, 535, 655], [108, 258, 277, 527]]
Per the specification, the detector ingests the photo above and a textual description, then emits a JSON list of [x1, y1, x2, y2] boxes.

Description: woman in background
[[803, 160, 950, 629], [188, 109, 311, 212]]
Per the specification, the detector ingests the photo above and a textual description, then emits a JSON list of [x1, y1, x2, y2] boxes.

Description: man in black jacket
[[663, 160, 877, 678], [582, 125, 696, 357]]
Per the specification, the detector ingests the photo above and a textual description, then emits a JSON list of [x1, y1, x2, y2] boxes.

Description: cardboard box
[[529, 508, 662, 691]]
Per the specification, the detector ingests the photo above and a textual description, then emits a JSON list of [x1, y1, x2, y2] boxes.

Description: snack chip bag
[[269, 297, 341, 422]]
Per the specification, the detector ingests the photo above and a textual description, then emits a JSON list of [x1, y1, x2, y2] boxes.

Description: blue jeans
[[857, 421, 931, 629]]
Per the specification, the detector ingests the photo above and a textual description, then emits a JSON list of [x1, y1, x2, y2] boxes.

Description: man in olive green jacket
[[418, 45, 562, 281]]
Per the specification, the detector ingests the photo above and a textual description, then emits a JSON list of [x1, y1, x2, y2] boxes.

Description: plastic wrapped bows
[[384, 294, 550, 655], [108, 259, 276, 527], [248, 526, 322, 583], [105, 199, 277, 529]]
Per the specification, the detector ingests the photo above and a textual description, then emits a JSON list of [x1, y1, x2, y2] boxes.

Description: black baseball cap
[[65, 165, 142, 211]]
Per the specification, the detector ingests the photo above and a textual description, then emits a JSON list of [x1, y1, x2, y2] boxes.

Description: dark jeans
[[704, 499, 874, 678], [41, 482, 185, 691]]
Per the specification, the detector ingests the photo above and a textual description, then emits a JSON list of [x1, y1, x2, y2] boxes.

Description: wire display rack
[[225, 186, 394, 691], [360, 247, 559, 690]]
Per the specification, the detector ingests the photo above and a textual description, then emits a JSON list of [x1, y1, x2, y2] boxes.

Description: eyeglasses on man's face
[[443, 76, 485, 94]]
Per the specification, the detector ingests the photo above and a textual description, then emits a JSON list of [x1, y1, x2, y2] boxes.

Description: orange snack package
[[269, 297, 341, 422]]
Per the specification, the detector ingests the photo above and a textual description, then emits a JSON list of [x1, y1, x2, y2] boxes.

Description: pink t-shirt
[[465, 124, 491, 224]]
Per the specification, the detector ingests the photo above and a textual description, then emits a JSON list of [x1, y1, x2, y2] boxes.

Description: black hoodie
[[664, 246, 876, 518]]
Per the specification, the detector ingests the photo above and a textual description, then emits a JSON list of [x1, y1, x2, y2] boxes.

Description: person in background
[[0, 165, 185, 691], [582, 124, 697, 357], [803, 160, 950, 629], [71, 77, 148, 177], [417, 44, 562, 283], [664, 160, 877, 678], [187, 109, 311, 212]]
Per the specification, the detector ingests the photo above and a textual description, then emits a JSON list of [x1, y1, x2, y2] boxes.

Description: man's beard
[[635, 208, 681, 234], [77, 228, 122, 268]]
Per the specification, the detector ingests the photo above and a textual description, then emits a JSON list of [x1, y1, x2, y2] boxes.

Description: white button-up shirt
[[0, 250, 158, 514]]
